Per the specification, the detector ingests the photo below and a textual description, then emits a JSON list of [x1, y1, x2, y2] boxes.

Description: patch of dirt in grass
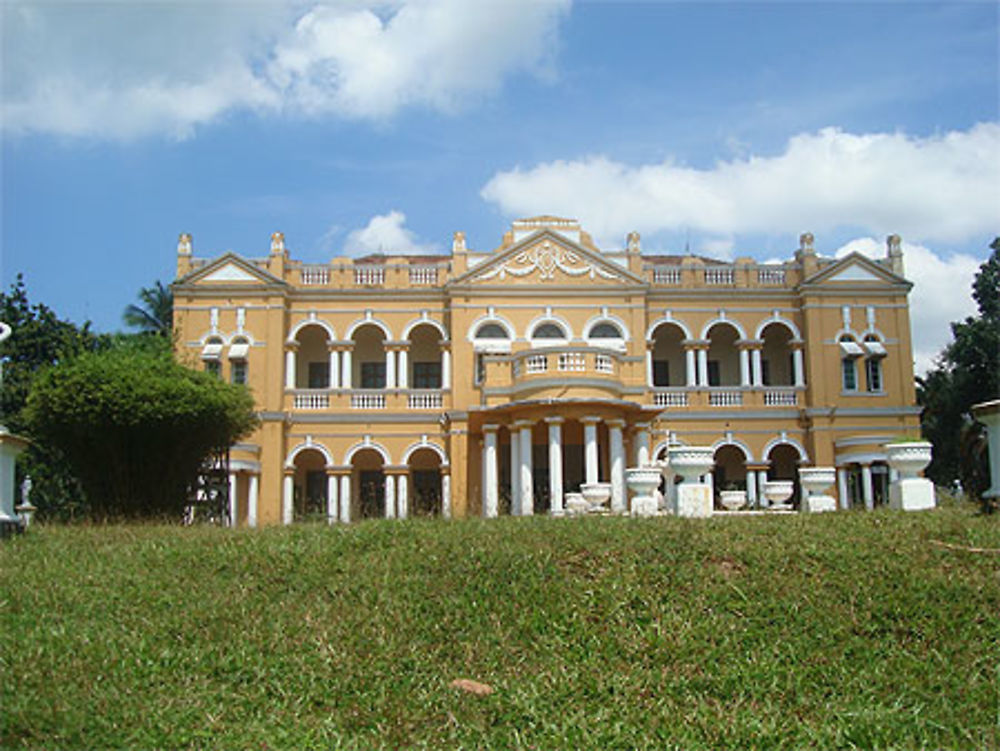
[[557, 548, 616, 580], [710, 556, 747, 580]]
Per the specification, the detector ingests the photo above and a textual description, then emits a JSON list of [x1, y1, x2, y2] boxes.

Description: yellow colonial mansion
[[171, 216, 924, 525]]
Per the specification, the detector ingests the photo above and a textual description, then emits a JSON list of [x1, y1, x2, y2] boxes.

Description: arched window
[[228, 336, 250, 385], [201, 336, 223, 378], [839, 335, 862, 392], [532, 322, 566, 340], [590, 322, 623, 339], [475, 323, 508, 339], [863, 335, 885, 392]]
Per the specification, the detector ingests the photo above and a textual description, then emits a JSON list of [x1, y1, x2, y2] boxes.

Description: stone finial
[[626, 231, 641, 253], [799, 232, 815, 254], [887, 234, 904, 275], [177, 233, 192, 255], [452, 231, 467, 253], [270, 231, 285, 254]]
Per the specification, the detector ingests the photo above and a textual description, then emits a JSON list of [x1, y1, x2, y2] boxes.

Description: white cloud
[[1, 0, 570, 139], [480, 124, 1000, 246], [343, 210, 437, 256], [835, 237, 982, 375]]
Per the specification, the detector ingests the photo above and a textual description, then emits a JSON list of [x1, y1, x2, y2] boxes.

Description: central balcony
[[649, 386, 802, 410], [287, 388, 448, 412]]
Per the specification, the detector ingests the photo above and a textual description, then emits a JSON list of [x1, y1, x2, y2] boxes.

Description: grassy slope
[[1, 506, 998, 750]]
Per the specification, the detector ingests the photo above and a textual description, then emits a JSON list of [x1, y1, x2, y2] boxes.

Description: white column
[[398, 348, 409, 389], [697, 349, 709, 387], [484, 427, 499, 518], [751, 349, 763, 387], [518, 421, 534, 516], [397, 473, 408, 519], [441, 348, 451, 390], [341, 349, 352, 389], [745, 469, 757, 507], [329, 349, 340, 389], [441, 472, 452, 519], [685, 348, 697, 387], [583, 417, 600, 485], [705, 470, 714, 500], [510, 430, 520, 514], [547, 418, 564, 515], [385, 474, 396, 518], [339, 474, 351, 523], [739, 348, 750, 387], [758, 470, 769, 508], [635, 425, 651, 467], [228, 472, 238, 528], [285, 349, 296, 389], [282, 473, 294, 525], [793, 348, 805, 387], [862, 464, 874, 510], [247, 474, 259, 528], [837, 467, 849, 510], [327, 473, 338, 524], [608, 420, 626, 513], [645, 348, 654, 386], [385, 349, 397, 389]]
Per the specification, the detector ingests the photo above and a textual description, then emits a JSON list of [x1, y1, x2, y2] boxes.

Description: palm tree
[[123, 281, 173, 335]]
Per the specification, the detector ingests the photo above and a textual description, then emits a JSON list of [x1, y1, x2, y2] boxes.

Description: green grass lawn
[[2, 505, 998, 749]]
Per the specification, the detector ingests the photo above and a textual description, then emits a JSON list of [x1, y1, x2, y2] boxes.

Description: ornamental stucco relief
[[474, 240, 624, 283]]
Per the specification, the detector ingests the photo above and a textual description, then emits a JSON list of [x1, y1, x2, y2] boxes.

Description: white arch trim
[[344, 438, 392, 465], [526, 311, 573, 341], [711, 438, 755, 463], [584, 313, 631, 342], [402, 316, 449, 341], [285, 438, 335, 469], [466, 313, 516, 342], [755, 315, 801, 340], [346, 316, 393, 340], [402, 439, 449, 466], [288, 317, 336, 343], [762, 436, 809, 463], [646, 316, 692, 341], [700, 316, 747, 340]]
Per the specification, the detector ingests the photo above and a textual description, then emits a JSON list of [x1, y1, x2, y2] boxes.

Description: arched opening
[[651, 323, 686, 387], [706, 323, 740, 386], [202, 335, 224, 378], [292, 448, 328, 522], [712, 445, 747, 508], [409, 323, 443, 389], [531, 321, 567, 344], [760, 322, 794, 386], [767, 443, 801, 507], [353, 324, 387, 389], [474, 322, 509, 340], [351, 448, 386, 519], [295, 324, 330, 388], [407, 448, 443, 516]]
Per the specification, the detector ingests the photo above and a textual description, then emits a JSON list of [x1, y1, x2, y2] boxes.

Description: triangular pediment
[[178, 253, 286, 287], [451, 229, 644, 287], [804, 252, 908, 287]]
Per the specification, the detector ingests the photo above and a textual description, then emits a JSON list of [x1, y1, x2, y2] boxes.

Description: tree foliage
[[122, 280, 173, 336], [25, 337, 259, 519], [918, 238, 999, 509]]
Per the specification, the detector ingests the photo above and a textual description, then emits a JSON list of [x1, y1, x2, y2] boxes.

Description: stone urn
[[884, 442, 932, 479], [580, 482, 612, 513], [564, 492, 588, 516], [764, 480, 794, 511], [667, 446, 715, 518], [719, 489, 747, 511], [884, 441, 935, 511], [798, 467, 837, 513], [625, 466, 662, 517]]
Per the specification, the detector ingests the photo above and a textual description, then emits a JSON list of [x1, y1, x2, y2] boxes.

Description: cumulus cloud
[[1, 0, 570, 139], [480, 124, 1000, 246], [343, 210, 438, 256], [835, 237, 982, 375]]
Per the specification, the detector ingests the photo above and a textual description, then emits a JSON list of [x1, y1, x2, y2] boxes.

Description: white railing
[[709, 389, 743, 407], [300, 266, 330, 285], [354, 266, 384, 286], [763, 388, 797, 406], [350, 391, 386, 409], [653, 268, 682, 285], [595, 354, 614, 374], [558, 352, 586, 371], [408, 391, 443, 409], [653, 389, 688, 407], [409, 266, 439, 285], [705, 268, 735, 285], [757, 268, 786, 285], [525, 354, 548, 374], [294, 392, 329, 410]]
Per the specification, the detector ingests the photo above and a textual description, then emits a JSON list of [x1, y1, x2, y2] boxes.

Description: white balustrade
[[653, 268, 682, 285], [354, 266, 384, 286], [705, 268, 735, 285], [293, 391, 329, 410], [558, 352, 585, 371], [653, 389, 688, 407], [350, 391, 386, 409], [757, 268, 785, 285], [525, 354, 548, 374], [594, 354, 614, 374], [300, 266, 330, 285], [407, 391, 443, 409], [708, 389, 743, 407], [763, 388, 797, 406], [409, 266, 439, 285]]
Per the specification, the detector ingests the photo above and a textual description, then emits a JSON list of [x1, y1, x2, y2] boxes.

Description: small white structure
[[799, 467, 837, 512], [667, 446, 714, 517], [884, 441, 935, 511], [580, 482, 612, 513], [625, 466, 661, 517], [719, 489, 747, 511], [764, 480, 795, 510], [0, 427, 29, 532], [972, 400, 1000, 505]]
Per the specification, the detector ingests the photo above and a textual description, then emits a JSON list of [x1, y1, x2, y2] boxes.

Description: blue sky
[[2, 0, 998, 372]]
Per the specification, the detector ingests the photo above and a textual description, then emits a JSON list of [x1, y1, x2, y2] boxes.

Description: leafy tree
[[122, 280, 173, 336], [25, 337, 259, 519], [919, 238, 999, 509]]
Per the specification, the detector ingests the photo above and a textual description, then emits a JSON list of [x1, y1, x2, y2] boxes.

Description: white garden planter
[[667, 446, 714, 518], [764, 480, 794, 511], [719, 490, 747, 511], [884, 441, 935, 511], [798, 467, 837, 513], [625, 467, 662, 517], [580, 482, 612, 513]]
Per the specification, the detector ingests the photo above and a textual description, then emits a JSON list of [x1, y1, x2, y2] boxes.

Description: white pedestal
[[564, 493, 589, 516], [889, 478, 935, 511], [675, 484, 713, 518], [802, 494, 837, 513], [631, 496, 658, 517]]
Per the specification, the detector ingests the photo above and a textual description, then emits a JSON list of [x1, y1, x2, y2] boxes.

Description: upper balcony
[[289, 258, 453, 290], [642, 258, 801, 290]]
